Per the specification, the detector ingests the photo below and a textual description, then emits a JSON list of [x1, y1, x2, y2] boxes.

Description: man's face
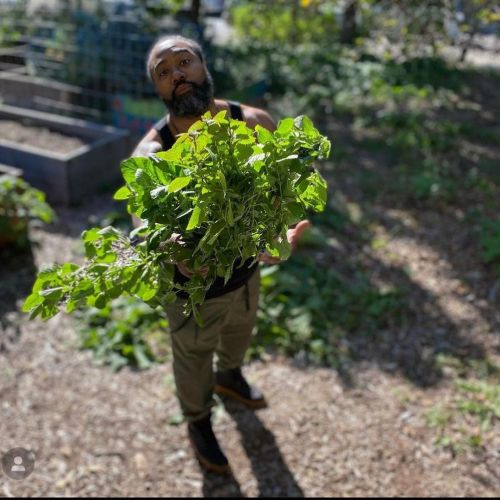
[[150, 41, 214, 117]]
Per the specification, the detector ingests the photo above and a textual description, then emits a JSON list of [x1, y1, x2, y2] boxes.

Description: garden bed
[[0, 105, 133, 205], [0, 119, 89, 154]]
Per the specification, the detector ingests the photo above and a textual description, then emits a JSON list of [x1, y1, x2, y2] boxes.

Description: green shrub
[[478, 219, 500, 276], [0, 175, 55, 248], [253, 254, 403, 366], [75, 296, 169, 372]]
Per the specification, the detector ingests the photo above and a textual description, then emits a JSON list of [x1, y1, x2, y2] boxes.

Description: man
[[132, 35, 310, 474]]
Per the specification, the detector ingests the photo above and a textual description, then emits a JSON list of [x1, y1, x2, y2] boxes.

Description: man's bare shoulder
[[240, 104, 276, 132], [132, 128, 163, 157]]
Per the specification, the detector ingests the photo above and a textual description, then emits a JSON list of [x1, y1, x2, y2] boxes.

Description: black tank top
[[153, 101, 258, 299]]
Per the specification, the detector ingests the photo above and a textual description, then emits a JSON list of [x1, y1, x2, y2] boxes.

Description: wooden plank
[[0, 163, 23, 178]]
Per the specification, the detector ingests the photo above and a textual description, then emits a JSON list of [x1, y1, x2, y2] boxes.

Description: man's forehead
[[152, 41, 196, 61]]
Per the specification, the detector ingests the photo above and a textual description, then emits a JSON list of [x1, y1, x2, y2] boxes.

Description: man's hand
[[176, 261, 209, 279], [166, 233, 209, 278], [258, 220, 312, 264], [286, 219, 312, 248]]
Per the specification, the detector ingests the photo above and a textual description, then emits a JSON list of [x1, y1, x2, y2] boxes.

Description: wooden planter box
[[0, 105, 133, 205]]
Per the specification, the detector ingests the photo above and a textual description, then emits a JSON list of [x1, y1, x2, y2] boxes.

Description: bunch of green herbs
[[23, 111, 330, 323]]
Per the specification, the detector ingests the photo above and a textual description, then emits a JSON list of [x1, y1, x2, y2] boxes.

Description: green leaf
[[247, 153, 267, 167], [66, 300, 76, 313], [82, 227, 101, 243], [130, 225, 147, 239], [61, 263, 79, 275], [168, 412, 184, 426], [297, 172, 328, 211], [285, 201, 305, 224], [108, 285, 122, 299], [217, 171, 227, 191], [186, 205, 202, 231], [266, 239, 291, 260], [120, 157, 143, 184], [94, 293, 107, 309], [98, 226, 122, 239], [135, 281, 158, 301], [276, 117, 294, 136], [168, 176, 191, 193], [155, 148, 182, 163], [255, 125, 273, 143], [94, 252, 117, 264], [113, 185, 131, 200], [70, 280, 94, 301], [207, 220, 226, 246], [22, 292, 44, 312], [226, 203, 234, 226], [295, 115, 315, 135], [39, 287, 64, 300], [213, 109, 229, 124], [133, 344, 154, 369], [87, 263, 109, 275], [28, 303, 45, 320]]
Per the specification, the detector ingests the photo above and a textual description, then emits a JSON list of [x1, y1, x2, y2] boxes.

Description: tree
[[340, 0, 358, 44], [453, 0, 500, 62]]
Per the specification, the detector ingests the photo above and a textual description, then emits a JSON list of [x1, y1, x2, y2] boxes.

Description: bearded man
[[132, 35, 310, 474]]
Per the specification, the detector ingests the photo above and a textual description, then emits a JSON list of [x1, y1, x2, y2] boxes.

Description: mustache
[[162, 74, 214, 117], [173, 80, 198, 97]]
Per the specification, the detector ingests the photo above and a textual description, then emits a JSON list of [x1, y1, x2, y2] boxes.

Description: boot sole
[[188, 435, 232, 475], [214, 384, 268, 409]]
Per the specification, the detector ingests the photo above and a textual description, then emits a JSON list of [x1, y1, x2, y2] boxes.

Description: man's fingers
[[288, 219, 312, 248], [177, 261, 209, 278], [177, 262, 194, 278], [258, 252, 282, 264], [294, 219, 311, 237]]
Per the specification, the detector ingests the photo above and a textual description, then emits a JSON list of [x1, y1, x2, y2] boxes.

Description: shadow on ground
[[0, 243, 37, 350], [202, 399, 303, 497], [258, 60, 500, 388]]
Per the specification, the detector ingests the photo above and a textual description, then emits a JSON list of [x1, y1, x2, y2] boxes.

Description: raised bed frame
[[0, 104, 133, 205]]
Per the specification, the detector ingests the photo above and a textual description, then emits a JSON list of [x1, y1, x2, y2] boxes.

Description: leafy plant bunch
[[23, 111, 330, 323], [0, 174, 55, 247]]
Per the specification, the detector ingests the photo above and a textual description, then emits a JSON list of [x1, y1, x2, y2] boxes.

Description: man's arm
[[132, 128, 163, 157], [241, 105, 276, 132]]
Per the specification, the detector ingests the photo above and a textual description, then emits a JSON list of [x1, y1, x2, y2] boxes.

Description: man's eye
[[159, 69, 169, 77], [180, 58, 191, 66]]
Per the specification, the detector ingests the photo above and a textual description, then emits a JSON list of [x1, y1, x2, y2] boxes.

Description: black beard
[[162, 74, 214, 117]]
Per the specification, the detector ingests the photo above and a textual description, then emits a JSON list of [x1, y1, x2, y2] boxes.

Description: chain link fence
[[0, 0, 206, 134]]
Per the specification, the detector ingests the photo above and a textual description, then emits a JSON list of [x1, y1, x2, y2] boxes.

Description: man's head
[[146, 35, 214, 117]]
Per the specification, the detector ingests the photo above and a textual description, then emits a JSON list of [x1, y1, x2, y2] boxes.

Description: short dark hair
[[146, 35, 205, 81]]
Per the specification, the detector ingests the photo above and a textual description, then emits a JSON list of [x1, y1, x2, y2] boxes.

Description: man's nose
[[172, 68, 185, 85]]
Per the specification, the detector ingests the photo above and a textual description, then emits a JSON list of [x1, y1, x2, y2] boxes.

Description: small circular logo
[[2, 448, 35, 480]]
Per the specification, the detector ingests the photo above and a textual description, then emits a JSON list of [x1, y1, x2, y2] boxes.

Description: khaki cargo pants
[[165, 268, 260, 422]]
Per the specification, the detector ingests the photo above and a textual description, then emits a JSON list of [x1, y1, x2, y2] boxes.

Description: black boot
[[214, 367, 267, 409], [187, 414, 231, 474]]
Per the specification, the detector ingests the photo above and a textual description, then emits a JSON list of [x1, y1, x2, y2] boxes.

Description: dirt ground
[[0, 183, 499, 497], [0, 120, 89, 154]]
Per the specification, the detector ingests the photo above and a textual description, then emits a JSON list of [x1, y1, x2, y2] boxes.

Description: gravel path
[[0, 193, 498, 497]]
